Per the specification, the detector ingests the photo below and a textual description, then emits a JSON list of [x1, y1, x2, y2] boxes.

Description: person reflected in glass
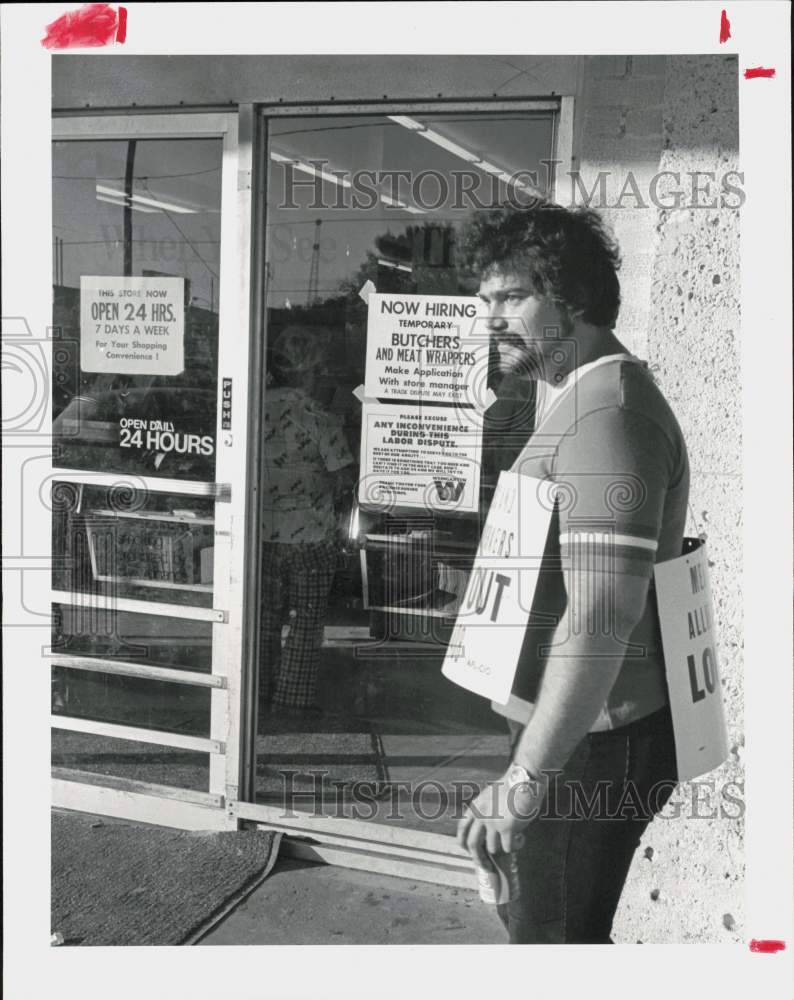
[[259, 325, 355, 716]]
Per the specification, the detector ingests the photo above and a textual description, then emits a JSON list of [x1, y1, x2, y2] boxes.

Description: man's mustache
[[491, 332, 528, 346], [492, 334, 540, 353]]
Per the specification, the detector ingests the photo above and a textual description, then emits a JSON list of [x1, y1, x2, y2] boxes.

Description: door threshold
[[279, 837, 476, 890], [233, 799, 476, 889]]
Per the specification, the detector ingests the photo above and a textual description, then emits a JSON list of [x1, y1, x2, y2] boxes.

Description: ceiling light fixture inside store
[[378, 193, 425, 215], [95, 193, 159, 214], [388, 115, 426, 131], [270, 148, 426, 215], [387, 115, 542, 194], [270, 150, 353, 189], [95, 184, 197, 214], [400, 125, 481, 163]]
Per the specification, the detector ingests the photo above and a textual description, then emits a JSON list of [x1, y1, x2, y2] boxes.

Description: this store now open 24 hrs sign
[[80, 275, 185, 376]]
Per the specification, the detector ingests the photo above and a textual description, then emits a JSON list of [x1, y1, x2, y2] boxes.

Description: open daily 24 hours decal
[[118, 417, 214, 457]]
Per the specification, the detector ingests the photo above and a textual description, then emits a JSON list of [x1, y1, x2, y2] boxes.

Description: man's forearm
[[511, 611, 628, 776]]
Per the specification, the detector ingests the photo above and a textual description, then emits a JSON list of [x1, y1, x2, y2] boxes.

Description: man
[[455, 203, 688, 944]]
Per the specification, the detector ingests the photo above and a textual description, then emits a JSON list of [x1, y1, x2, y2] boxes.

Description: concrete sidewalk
[[200, 856, 505, 946]]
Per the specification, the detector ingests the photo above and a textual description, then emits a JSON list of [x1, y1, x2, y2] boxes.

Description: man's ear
[[559, 307, 579, 337]]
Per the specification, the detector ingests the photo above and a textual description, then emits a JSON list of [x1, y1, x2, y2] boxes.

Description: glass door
[[50, 113, 253, 829], [244, 102, 560, 856]]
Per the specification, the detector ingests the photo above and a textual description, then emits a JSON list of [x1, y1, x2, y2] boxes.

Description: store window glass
[[51, 731, 210, 792], [258, 110, 556, 832], [52, 138, 222, 481], [52, 483, 216, 609], [51, 605, 213, 790], [51, 135, 224, 794]]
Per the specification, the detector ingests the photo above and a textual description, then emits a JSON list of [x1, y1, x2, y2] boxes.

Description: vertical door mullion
[[209, 109, 253, 810], [237, 108, 268, 805]]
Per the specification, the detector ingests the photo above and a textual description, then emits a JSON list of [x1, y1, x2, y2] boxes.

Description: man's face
[[477, 269, 572, 378]]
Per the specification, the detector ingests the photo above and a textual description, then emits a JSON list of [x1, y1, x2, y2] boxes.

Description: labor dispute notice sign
[[80, 275, 185, 376], [359, 401, 484, 512], [359, 292, 490, 513], [441, 472, 556, 703], [653, 540, 729, 781]]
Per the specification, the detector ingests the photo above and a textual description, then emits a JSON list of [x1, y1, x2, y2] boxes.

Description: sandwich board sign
[[654, 539, 729, 781], [441, 471, 555, 704]]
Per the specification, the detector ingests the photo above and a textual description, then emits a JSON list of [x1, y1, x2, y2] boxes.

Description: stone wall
[[574, 54, 743, 944]]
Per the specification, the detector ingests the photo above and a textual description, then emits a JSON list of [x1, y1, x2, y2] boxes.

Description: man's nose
[[485, 305, 508, 331]]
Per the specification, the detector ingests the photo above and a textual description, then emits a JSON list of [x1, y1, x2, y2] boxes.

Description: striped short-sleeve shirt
[[497, 354, 690, 731]]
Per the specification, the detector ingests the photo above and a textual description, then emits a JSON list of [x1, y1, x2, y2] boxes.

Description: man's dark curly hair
[[457, 202, 622, 329]]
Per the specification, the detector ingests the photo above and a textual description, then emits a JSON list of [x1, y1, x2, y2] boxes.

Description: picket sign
[[441, 471, 555, 703], [653, 538, 729, 781]]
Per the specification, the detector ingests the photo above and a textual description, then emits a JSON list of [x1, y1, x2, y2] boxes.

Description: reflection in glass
[[259, 325, 356, 712], [51, 604, 213, 671], [51, 135, 225, 799], [52, 138, 223, 481], [51, 667, 210, 737], [50, 602, 214, 789], [51, 730, 210, 792], [52, 484, 215, 608]]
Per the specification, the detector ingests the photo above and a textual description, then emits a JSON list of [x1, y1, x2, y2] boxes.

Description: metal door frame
[[50, 110, 255, 831], [235, 97, 573, 884]]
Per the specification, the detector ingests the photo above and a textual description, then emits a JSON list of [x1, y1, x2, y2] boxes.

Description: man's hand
[[456, 769, 547, 868]]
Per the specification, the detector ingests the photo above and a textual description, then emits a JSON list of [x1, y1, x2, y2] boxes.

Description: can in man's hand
[[476, 851, 521, 905]]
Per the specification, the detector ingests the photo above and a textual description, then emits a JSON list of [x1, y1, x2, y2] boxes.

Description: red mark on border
[[749, 939, 786, 954], [719, 10, 731, 44], [116, 6, 127, 44], [744, 67, 776, 80], [41, 3, 127, 49]]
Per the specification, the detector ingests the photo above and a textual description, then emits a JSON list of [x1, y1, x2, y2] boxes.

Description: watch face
[[509, 763, 531, 786]]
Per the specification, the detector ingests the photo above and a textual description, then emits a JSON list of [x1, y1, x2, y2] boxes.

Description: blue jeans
[[499, 705, 678, 944]]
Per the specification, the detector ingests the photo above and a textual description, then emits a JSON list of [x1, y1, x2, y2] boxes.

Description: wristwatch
[[506, 761, 536, 791]]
